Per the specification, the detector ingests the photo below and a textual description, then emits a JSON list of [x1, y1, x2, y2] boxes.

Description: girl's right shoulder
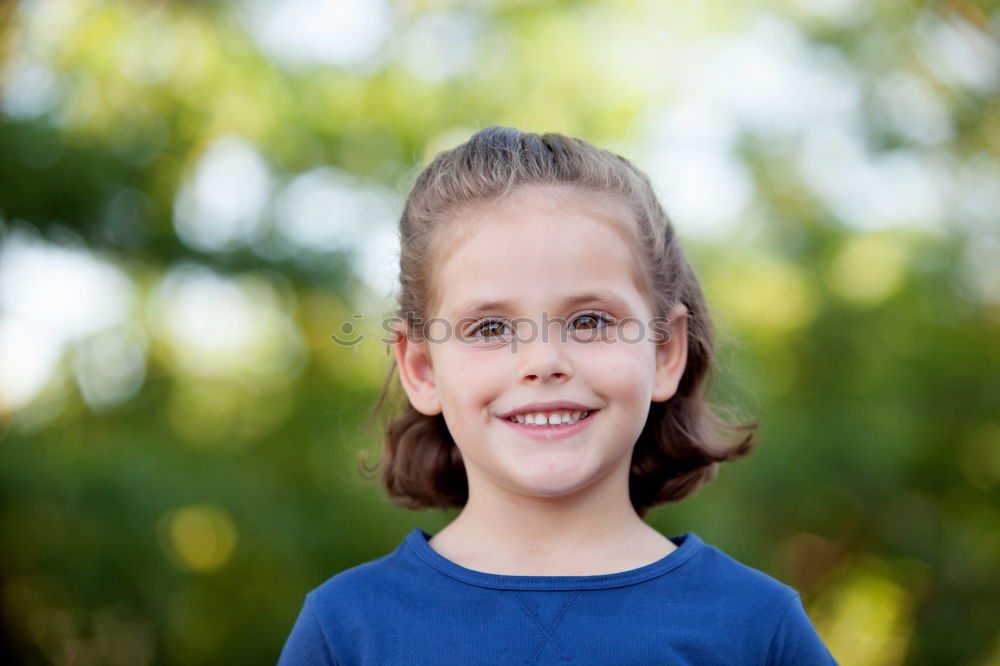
[[307, 536, 417, 608]]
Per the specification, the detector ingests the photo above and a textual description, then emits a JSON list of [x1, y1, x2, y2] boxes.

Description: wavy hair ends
[[360, 126, 758, 518]]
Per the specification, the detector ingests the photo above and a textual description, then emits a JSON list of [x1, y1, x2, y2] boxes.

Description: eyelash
[[471, 311, 615, 340]]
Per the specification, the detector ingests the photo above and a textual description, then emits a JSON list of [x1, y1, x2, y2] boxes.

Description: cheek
[[438, 349, 511, 402], [582, 343, 656, 395]]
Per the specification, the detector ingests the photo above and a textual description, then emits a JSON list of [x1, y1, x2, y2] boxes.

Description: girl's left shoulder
[[671, 533, 803, 607]]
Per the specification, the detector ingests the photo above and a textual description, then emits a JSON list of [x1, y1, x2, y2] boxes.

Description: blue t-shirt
[[278, 529, 838, 665]]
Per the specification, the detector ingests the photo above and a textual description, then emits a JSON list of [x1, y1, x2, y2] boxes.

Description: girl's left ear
[[651, 303, 689, 403]]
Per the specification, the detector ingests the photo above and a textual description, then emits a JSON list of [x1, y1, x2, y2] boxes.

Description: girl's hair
[[361, 126, 757, 519]]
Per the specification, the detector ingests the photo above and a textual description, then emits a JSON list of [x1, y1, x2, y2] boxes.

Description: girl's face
[[396, 185, 688, 507]]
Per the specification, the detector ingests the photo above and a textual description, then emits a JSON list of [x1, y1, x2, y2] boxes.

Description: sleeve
[[276, 594, 340, 666], [766, 593, 839, 666]]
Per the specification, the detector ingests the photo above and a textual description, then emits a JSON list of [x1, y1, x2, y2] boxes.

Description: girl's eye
[[473, 319, 511, 340], [572, 312, 609, 330], [571, 311, 614, 338]]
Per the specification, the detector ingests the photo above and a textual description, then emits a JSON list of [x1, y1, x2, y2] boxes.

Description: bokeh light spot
[[826, 235, 908, 307], [240, 0, 393, 69], [173, 135, 271, 253], [711, 257, 818, 336], [161, 505, 238, 573], [812, 560, 913, 666]]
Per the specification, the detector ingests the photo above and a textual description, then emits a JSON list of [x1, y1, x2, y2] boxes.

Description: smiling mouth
[[504, 410, 597, 427]]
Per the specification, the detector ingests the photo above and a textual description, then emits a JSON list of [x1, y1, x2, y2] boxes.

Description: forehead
[[428, 185, 649, 316], [435, 184, 635, 253]]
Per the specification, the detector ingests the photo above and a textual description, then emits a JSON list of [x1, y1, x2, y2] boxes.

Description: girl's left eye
[[473, 319, 511, 339], [571, 311, 612, 331]]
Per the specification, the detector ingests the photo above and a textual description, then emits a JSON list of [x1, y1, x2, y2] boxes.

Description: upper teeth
[[509, 411, 590, 426]]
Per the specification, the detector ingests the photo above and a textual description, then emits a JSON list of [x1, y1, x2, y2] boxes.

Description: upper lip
[[497, 401, 599, 419]]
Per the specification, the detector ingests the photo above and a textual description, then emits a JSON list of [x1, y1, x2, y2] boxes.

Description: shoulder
[[279, 537, 427, 666], [663, 533, 802, 625], [308, 547, 409, 610], [690, 539, 795, 598], [305, 531, 438, 618], [667, 534, 837, 663]]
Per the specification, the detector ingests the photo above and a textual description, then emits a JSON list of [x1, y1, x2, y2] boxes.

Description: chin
[[510, 473, 600, 500]]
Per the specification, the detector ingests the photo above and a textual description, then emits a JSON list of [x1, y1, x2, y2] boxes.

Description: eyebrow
[[451, 291, 632, 318]]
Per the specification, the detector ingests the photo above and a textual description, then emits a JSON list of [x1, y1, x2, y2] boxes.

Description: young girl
[[278, 127, 838, 665]]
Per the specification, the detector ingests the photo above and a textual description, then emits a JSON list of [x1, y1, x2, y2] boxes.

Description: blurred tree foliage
[[1, 0, 999, 664]]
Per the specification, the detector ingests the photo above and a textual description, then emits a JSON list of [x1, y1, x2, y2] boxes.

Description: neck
[[429, 464, 670, 575]]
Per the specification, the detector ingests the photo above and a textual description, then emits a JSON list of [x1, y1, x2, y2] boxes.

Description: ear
[[651, 303, 689, 403], [392, 322, 442, 416]]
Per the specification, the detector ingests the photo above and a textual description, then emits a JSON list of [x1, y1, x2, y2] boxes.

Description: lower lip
[[499, 411, 598, 441]]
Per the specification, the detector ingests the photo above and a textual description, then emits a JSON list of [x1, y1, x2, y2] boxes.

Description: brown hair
[[361, 127, 757, 518]]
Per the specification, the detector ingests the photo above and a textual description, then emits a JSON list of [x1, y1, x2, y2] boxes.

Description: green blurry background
[[1, 0, 998, 664]]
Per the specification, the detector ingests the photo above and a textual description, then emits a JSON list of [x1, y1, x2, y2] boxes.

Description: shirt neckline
[[404, 528, 702, 591]]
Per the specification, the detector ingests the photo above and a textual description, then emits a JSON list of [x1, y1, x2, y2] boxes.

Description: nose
[[515, 320, 572, 383]]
